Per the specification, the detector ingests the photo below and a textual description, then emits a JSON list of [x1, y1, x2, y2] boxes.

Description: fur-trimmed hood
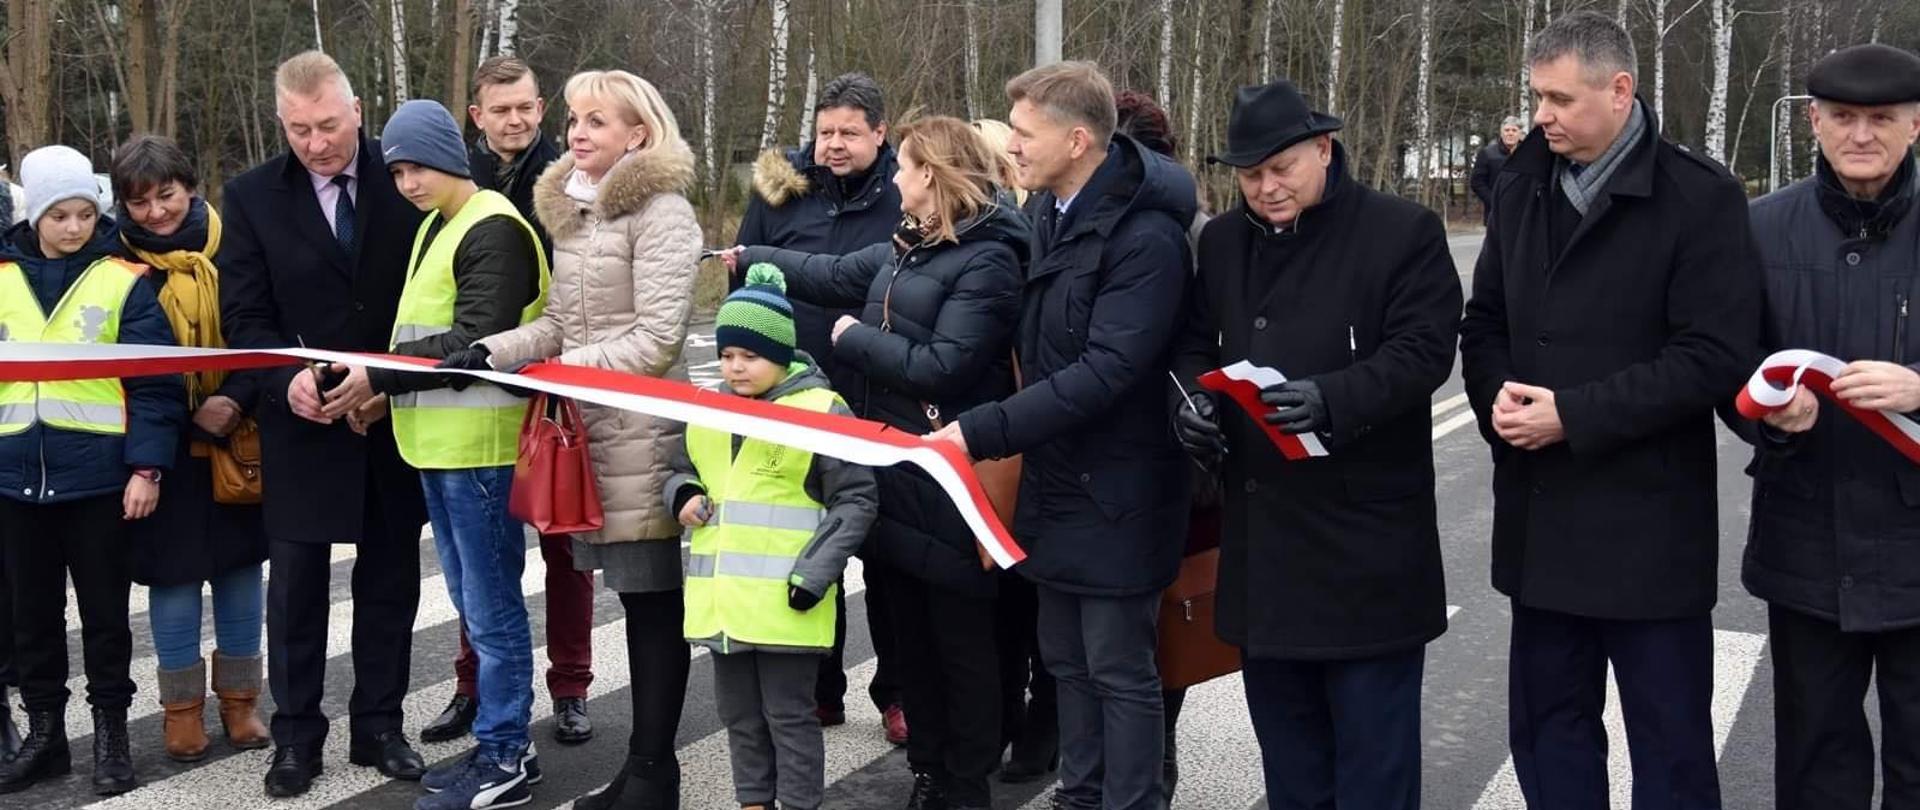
[[751, 147, 811, 207], [533, 141, 696, 239]]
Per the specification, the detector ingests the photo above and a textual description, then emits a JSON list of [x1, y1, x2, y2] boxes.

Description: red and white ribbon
[[1735, 348, 1920, 465], [0, 342, 1027, 567], [1197, 360, 1330, 461]]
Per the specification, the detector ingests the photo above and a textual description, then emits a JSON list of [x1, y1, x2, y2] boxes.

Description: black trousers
[[266, 490, 421, 747], [892, 567, 1001, 805], [1770, 604, 1920, 810], [618, 589, 690, 760], [1243, 647, 1424, 810], [0, 495, 133, 711], [994, 569, 1054, 747], [819, 560, 901, 711], [1509, 602, 1720, 810], [1038, 586, 1163, 810]]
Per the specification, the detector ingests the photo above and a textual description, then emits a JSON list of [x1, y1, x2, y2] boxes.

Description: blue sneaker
[[425, 744, 538, 793], [422, 749, 478, 793], [413, 747, 531, 810]]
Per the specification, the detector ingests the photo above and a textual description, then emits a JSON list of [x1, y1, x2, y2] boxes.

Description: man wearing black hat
[[1459, 11, 1759, 808], [1740, 42, 1920, 810], [1169, 79, 1459, 810]]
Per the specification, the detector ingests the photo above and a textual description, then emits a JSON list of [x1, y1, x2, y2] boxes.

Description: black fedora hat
[[1207, 80, 1344, 168]]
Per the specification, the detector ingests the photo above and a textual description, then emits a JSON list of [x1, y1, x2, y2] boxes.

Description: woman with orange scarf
[[109, 135, 270, 764]]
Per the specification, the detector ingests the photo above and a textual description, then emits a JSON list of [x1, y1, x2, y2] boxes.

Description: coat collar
[[532, 141, 695, 240], [267, 131, 381, 272], [1503, 98, 1659, 203]]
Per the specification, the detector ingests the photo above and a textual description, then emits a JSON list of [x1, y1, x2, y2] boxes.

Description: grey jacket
[[663, 356, 879, 651]]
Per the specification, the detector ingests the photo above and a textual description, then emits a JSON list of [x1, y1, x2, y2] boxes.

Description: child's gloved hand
[[788, 585, 823, 612]]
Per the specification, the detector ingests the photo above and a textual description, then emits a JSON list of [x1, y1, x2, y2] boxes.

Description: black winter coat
[[469, 134, 561, 261], [1470, 140, 1511, 222], [958, 136, 1197, 597], [1741, 156, 1920, 632], [736, 144, 903, 397], [1173, 143, 1460, 660], [741, 200, 1027, 593], [219, 136, 428, 545], [1459, 104, 1761, 620]]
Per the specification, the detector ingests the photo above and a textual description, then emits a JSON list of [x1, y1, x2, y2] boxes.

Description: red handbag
[[509, 393, 605, 534]]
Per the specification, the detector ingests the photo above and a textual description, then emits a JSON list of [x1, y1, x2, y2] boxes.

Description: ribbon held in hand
[[1735, 348, 1920, 465], [1197, 361, 1331, 461], [0, 341, 1028, 567]]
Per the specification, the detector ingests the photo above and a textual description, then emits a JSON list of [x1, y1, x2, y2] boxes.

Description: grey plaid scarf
[[1559, 100, 1646, 216]]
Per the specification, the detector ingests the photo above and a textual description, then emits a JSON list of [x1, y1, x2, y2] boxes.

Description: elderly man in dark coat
[[217, 51, 429, 797], [1171, 79, 1460, 810], [1458, 12, 1761, 810], [1739, 43, 1920, 810]]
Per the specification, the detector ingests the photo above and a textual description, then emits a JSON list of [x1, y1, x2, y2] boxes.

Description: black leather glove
[[1174, 390, 1227, 465], [435, 345, 492, 391], [1260, 379, 1328, 435], [788, 584, 824, 612]]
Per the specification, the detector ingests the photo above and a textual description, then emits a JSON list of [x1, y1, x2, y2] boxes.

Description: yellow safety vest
[[0, 257, 147, 437], [684, 383, 843, 652], [389, 189, 550, 469]]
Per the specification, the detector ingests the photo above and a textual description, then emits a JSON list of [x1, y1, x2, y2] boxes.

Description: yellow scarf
[[124, 206, 225, 407]]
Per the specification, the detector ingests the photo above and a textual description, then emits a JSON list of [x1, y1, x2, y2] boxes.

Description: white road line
[[1468, 629, 1767, 809], [1431, 393, 1470, 419], [55, 542, 551, 756], [1433, 410, 1478, 441]]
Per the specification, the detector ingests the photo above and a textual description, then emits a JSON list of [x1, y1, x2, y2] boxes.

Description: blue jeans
[[422, 465, 532, 752], [147, 563, 264, 671]]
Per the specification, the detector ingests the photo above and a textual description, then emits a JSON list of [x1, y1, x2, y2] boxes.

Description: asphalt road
[[13, 229, 1793, 810]]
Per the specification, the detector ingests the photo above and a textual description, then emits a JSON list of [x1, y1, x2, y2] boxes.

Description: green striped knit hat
[[715, 263, 797, 366]]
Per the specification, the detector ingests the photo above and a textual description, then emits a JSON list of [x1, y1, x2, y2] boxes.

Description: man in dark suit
[[1459, 12, 1760, 810], [218, 50, 430, 798]]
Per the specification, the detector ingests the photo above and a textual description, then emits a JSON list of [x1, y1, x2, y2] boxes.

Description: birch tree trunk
[[1185, 0, 1204, 165], [1518, 0, 1536, 118], [1616, 0, 1629, 25], [1157, 0, 1175, 103], [1416, 0, 1434, 200], [760, 0, 790, 150], [1327, 0, 1344, 114], [1705, 0, 1731, 164], [698, 0, 718, 187], [495, 0, 520, 55], [1776, 3, 1792, 184], [1653, 0, 1665, 125], [798, 29, 817, 144], [311, 0, 324, 50], [478, 0, 495, 62], [389, 0, 410, 103], [964, 0, 981, 119], [1260, 0, 1276, 80]]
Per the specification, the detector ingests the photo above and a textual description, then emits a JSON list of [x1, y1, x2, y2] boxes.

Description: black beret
[[1807, 44, 1920, 106]]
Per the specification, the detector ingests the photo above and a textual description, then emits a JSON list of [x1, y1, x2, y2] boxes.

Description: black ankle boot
[[0, 687, 20, 761], [91, 707, 136, 795], [572, 757, 633, 810], [0, 707, 70, 793]]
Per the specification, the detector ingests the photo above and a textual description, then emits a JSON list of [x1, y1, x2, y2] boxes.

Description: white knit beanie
[[21, 145, 101, 225]]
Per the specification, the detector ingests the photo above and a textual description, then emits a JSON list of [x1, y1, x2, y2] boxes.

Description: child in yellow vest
[[664, 264, 876, 810]]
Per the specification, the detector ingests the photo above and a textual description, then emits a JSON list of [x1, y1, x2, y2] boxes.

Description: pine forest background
[[2, 0, 1916, 244]]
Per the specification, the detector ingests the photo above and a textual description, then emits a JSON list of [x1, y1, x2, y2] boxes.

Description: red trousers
[[455, 532, 594, 699]]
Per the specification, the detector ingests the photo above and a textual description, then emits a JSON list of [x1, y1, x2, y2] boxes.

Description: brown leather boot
[[212, 651, 269, 750], [157, 659, 209, 762]]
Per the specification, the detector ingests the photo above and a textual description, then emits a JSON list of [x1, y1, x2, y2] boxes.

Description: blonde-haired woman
[[967, 119, 1027, 206], [723, 116, 1027, 810], [464, 69, 700, 809]]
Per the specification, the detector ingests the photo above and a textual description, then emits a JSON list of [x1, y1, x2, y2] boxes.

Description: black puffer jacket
[[957, 135, 1199, 597], [741, 199, 1028, 592]]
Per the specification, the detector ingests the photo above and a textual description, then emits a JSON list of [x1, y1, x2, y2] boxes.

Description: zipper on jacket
[[798, 516, 842, 562], [1898, 291, 1910, 365]]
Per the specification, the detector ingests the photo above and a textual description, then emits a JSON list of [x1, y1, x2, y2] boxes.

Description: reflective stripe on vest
[[683, 382, 843, 652], [0, 257, 145, 437], [388, 189, 551, 469]]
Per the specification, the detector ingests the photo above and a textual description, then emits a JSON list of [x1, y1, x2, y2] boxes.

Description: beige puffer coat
[[480, 144, 701, 544]]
